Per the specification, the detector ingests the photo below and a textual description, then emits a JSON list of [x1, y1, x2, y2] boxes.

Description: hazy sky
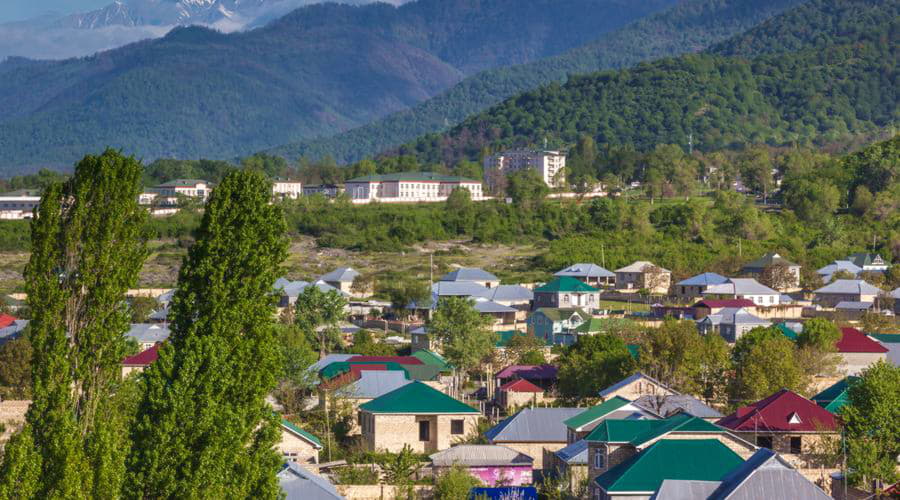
[[1, 0, 112, 23]]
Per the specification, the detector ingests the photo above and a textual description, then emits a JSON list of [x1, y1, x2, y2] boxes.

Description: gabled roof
[[835, 301, 873, 311], [615, 261, 670, 273], [742, 252, 798, 270], [534, 276, 599, 293], [811, 376, 860, 414], [359, 381, 478, 415], [439, 267, 498, 283], [555, 263, 615, 279], [563, 396, 634, 431], [496, 364, 557, 380], [125, 323, 170, 344], [836, 327, 888, 353], [816, 260, 862, 279], [275, 278, 349, 298], [411, 350, 452, 370], [677, 273, 729, 287], [814, 279, 881, 295], [281, 419, 323, 448], [334, 371, 412, 400], [595, 439, 744, 494], [846, 253, 887, 268], [318, 267, 359, 283], [585, 413, 723, 447], [706, 448, 830, 500], [0, 314, 16, 329], [554, 439, 589, 464], [500, 379, 543, 393], [429, 445, 533, 467], [717, 389, 838, 432], [472, 297, 517, 314], [693, 299, 757, 309], [704, 279, 778, 296], [532, 307, 589, 322], [699, 308, 769, 327], [486, 285, 533, 302], [485, 407, 583, 443], [122, 344, 161, 367], [431, 281, 492, 298], [632, 394, 723, 419], [598, 372, 678, 399], [278, 462, 344, 500]]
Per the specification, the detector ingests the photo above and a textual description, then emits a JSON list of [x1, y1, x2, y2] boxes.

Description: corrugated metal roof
[[335, 371, 412, 400], [632, 395, 723, 419], [534, 276, 599, 293], [615, 261, 670, 273], [318, 267, 360, 283], [835, 301, 873, 310], [837, 327, 888, 353], [814, 279, 881, 295], [654, 479, 721, 499], [278, 463, 344, 500], [125, 323, 170, 344], [677, 273, 729, 286], [496, 365, 557, 380], [439, 267, 499, 283], [486, 408, 583, 443], [741, 252, 798, 270], [707, 448, 831, 500], [430, 445, 533, 467], [431, 281, 492, 298], [472, 297, 517, 313], [359, 381, 478, 414], [555, 263, 615, 279], [487, 285, 533, 302], [554, 439, 589, 464], [281, 419, 323, 448], [717, 389, 838, 432], [563, 396, 633, 430]]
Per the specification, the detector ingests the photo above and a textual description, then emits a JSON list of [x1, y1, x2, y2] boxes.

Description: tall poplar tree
[[126, 170, 288, 498], [0, 149, 147, 499]]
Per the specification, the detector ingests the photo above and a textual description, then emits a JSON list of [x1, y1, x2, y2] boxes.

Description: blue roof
[[335, 371, 411, 399], [555, 263, 615, 279], [278, 463, 344, 500], [554, 439, 589, 464], [677, 272, 729, 286], [487, 285, 533, 302]]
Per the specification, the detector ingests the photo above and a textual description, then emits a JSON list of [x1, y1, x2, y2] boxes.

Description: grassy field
[[597, 299, 651, 312]]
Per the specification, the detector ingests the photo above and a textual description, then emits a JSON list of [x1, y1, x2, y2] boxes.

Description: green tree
[[274, 324, 319, 414], [428, 297, 496, 383], [640, 320, 704, 394], [851, 185, 874, 216], [351, 330, 396, 357], [379, 444, 423, 487], [738, 147, 774, 201], [729, 327, 808, 405], [506, 169, 549, 209], [0, 337, 33, 399], [0, 149, 147, 499], [434, 464, 480, 500], [557, 334, 635, 400], [379, 278, 430, 319], [294, 285, 348, 357], [129, 297, 159, 323], [126, 169, 288, 498], [505, 333, 547, 365], [796, 318, 841, 352], [841, 361, 900, 490], [697, 334, 730, 406]]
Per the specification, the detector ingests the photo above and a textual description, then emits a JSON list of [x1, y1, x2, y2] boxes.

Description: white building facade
[[0, 190, 41, 219], [344, 173, 483, 203], [272, 180, 303, 199], [151, 179, 210, 201], [484, 150, 566, 188]]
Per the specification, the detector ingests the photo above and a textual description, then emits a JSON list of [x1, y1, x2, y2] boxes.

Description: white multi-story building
[[344, 172, 483, 203], [151, 179, 210, 201], [484, 149, 566, 188], [302, 184, 343, 198], [0, 190, 41, 219], [272, 179, 303, 199]]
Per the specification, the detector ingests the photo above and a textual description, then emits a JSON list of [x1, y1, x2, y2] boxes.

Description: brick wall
[[366, 413, 479, 453]]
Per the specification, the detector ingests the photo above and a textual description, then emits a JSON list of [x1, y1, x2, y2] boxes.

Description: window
[[593, 450, 604, 468], [756, 436, 773, 449], [419, 420, 430, 442], [790, 437, 802, 454], [451, 419, 464, 435]]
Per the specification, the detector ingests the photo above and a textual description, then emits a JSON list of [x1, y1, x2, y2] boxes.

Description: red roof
[[499, 379, 543, 393], [350, 364, 388, 378], [496, 364, 558, 380], [717, 389, 838, 432], [0, 314, 17, 329], [122, 344, 161, 366], [347, 356, 423, 365], [836, 327, 888, 353], [693, 299, 756, 309]]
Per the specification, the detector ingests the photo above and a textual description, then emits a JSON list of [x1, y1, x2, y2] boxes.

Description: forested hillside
[[0, 0, 671, 173], [266, 0, 804, 163], [393, 0, 898, 165]]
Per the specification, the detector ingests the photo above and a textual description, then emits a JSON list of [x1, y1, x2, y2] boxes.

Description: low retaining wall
[[336, 484, 433, 500]]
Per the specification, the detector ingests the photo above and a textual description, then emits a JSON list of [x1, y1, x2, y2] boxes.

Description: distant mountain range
[[0, 0, 675, 173]]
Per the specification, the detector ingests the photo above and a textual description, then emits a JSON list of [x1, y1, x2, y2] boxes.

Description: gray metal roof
[[632, 395, 723, 419], [707, 448, 831, 500], [653, 480, 720, 499], [893, 287, 900, 299], [485, 408, 583, 443], [125, 323, 171, 344], [677, 273, 729, 287], [430, 445, 533, 467], [278, 463, 344, 500], [439, 267, 499, 283], [816, 260, 862, 281], [306, 354, 356, 375], [699, 307, 770, 327], [487, 285, 533, 303], [156, 289, 176, 304], [615, 261, 670, 273], [276, 278, 349, 298], [814, 279, 881, 295], [835, 301, 874, 311], [0, 320, 28, 343], [599, 372, 678, 398], [554, 439, 589, 464], [704, 279, 778, 296], [319, 267, 360, 283], [335, 371, 411, 399], [555, 263, 615, 279], [431, 281, 492, 298], [472, 297, 517, 314]]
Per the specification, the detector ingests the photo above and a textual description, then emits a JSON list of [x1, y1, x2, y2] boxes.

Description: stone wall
[[278, 428, 320, 464], [336, 484, 433, 500], [366, 413, 480, 453], [498, 441, 567, 470]]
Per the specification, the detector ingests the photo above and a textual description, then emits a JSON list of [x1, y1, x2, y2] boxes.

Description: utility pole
[[601, 243, 606, 270], [688, 132, 693, 155]]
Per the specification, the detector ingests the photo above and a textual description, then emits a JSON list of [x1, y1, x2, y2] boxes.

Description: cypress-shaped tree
[[126, 170, 288, 498], [0, 149, 147, 499]]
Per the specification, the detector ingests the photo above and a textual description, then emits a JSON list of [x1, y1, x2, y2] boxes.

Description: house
[[691, 299, 757, 320], [121, 344, 161, 377], [654, 448, 831, 500], [834, 301, 873, 314], [870, 333, 900, 366], [702, 278, 781, 307], [152, 179, 210, 202], [495, 365, 558, 392], [552, 439, 591, 488], [322, 371, 412, 432], [811, 376, 859, 414], [598, 372, 678, 402], [485, 407, 583, 470], [125, 323, 171, 350], [345, 172, 483, 203], [439, 267, 500, 288], [0, 317, 28, 345], [274, 277, 349, 308], [555, 263, 616, 287], [846, 253, 889, 271], [278, 462, 344, 500], [430, 445, 534, 487], [472, 297, 519, 329], [0, 189, 41, 219], [740, 252, 801, 290], [318, 267, 360, 295], [697, 307, 771, 343], [716, 389, 838, 468], [592, 439, 746, 500], [483, 149, 567, 188], [816, 260, 863, 282], [272, 179, 303, 199], [563, 396, 653, 444], [614, 262, 671, 295], [279, 419, 323, 464], [526, 308, 590, 344], [812, 280, 881, 308], [302, 184, 343, 198], [485, 285, 534, 320], [675, 273, 729, 301], [358, 381, 480, 453], [835, 327, 888, 375], [631, 394, 723, 422], [497, 379, 547, 410], [532, 277, 600, 310]]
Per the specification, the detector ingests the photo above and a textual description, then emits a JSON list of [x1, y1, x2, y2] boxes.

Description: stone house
[[741, 252, 802, 290], [358, 381, 480, 453], [674, 273, 729, 301], [532, 277, 600, 310], [485, 285, 534, 321], [614, 262, 671, 295], [527, 308, 590, 344], [597, 373, 678, 402], [497, 379, 547, 410], [846, 252, 890, 271], [696, 306, 771, 343], [554, 263, 616, 288], [320, 370, 412, 434], [835, 327, 888, 375], [318, 267, 361, 295], [702, 278, 781, 307], [439, 267, 500, 289], [691, 299, 757, 320], [630, 394, 723, 422], [563, 396, 655, 444], [279, 419, 323, 464], [813, 280, 881, 308], [121, 343, 160, 378], [495, 364, 558, 393], [430, 445, 534, 487], [485, 407, 583, 470]]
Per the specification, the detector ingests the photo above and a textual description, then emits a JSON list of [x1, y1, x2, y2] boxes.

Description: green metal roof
[[870, 333, 900, 343], [573, 318, 607, 333], [776, 323, 799, 341], [411, 350, 453, 371], [533, 308, 590, 322], [585, 413, 722, 446], [403, 364, 443, 381], [595, 439, 744, 493], [563, 396, 632, 431], [281, 419, 323, 448], [346, 172, 477, 183], [319, 361, 409, 380], [359, 381, 479, 414], [812, 376, 860, 414], [534, 277, 599, 293], [626, 344, 640, 361], [496, 330, 553, 347]]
